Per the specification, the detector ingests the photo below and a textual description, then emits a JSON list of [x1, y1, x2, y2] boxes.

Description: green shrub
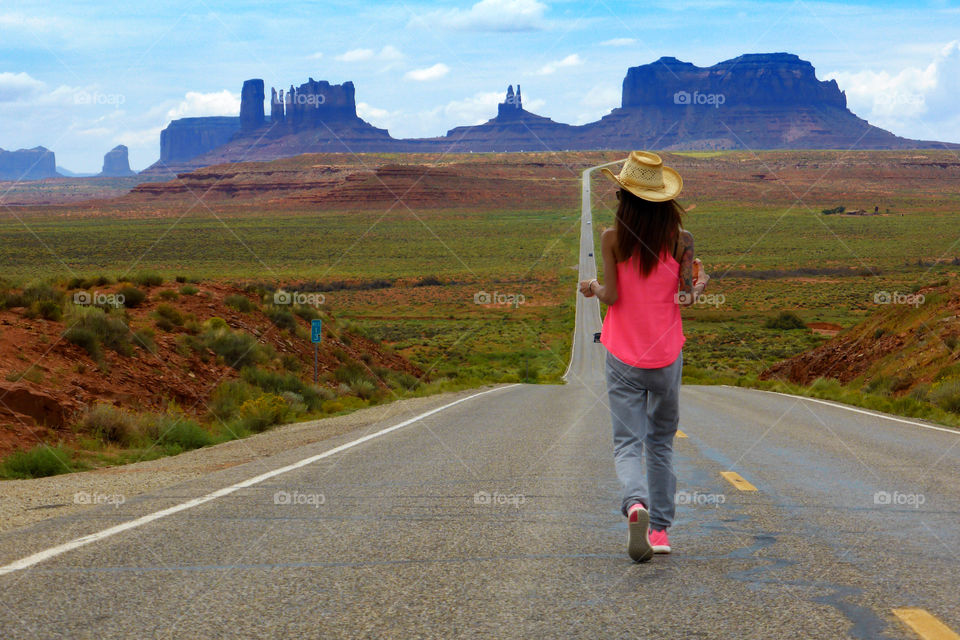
[[67, 276, 111, 289], [132, 328, 157, 353], [80, 404, 142, 446], [265, 306, 298, 332], [175, 334, 205, 358], [208, 380, 258, 420], [142, 414, 212, 450], [764, 311, 807, 330], [0, 445, 74, 479], [179, 285, 199, 295], [240, 367, 326, 410], [909, 384, 930, 402], [349, 379, 378, 400], [930, 380, 960, 413], [157, 289, 179, 301], [65, 306, 133, 358], [391, 373, 421, 391], [236, 394, 290, 432], [63, 326, 104, 361], [35, 300, 62, 321], [5, 366, 44, 384], [153, 304, 184, 331], [293, 305, 320, 321], [204, 317, 228, 331], [333, 362, 369, 384], [225, 294, 255, 312], [281, 354, 301, 372], [22, 282, 62, 304], [118, 286, 147, 308], [202, 326, 263, 369], [133, 272, 163, 287]]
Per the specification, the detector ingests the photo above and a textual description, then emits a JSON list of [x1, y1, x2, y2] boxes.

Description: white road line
[[724, 386, 959, 435], [0, 384, 518, 576]]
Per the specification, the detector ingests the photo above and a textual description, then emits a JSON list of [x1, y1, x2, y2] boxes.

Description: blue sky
[[2, 0, 959, 172]]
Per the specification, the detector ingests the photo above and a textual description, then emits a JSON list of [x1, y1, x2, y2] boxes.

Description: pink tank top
[[600, 251, 685, 368]]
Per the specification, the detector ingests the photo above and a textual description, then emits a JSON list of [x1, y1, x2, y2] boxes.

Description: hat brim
[[600, 165, 683, 202]]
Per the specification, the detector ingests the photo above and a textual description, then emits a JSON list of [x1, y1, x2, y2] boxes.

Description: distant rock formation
[[239, 79, 265, 132], [143, 53, 958, 173], [621, 54, 846, 109], [269, 78, 363, 132], [497, 84, 522, 118], [143, 78, 391, 173], [0, 147, 58, 181], [158, 116, 240, 165], [99, 144, 135, 176], [441, 84, 577, 151], [580, 53, 911, 150]]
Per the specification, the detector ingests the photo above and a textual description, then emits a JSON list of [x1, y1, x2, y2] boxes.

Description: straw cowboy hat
[[600, 151, 682, 202]]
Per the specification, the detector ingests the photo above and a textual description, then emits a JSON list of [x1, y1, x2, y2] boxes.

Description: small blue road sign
[[311, 319, 323, 343]]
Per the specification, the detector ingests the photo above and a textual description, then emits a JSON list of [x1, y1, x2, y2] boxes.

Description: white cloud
[[431, 91, 503, 126], [336, 48, 374, 62], [416, 0, 547, 31], [0, 71, 45, 102], [308, 51, 323, 60], [826, 40, 960, 142], [335, 45, 403, 63], [404, 63, 450, 81], [537, 54, 583, 75], [356, 102, 392, 120], [579, 83, 620, 112], [600, 38, 636, 46], [165, 90, 240, 120]]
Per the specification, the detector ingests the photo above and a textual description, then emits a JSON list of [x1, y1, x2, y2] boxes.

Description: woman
[[579, 151, 709, 563]]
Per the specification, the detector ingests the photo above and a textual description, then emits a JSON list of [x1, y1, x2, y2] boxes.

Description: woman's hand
[[693, 259, 709, 288], [579, 279, 597, 297]]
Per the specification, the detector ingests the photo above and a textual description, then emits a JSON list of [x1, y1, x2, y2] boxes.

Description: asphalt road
[[0, 164, 958, 639]]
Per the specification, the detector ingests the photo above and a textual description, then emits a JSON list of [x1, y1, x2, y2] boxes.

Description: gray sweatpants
[[604, 350, 682, 529]]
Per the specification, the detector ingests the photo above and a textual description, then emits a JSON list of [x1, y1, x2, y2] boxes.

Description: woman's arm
[[677, 230, 709, 306], [578, 228, 619, 305]]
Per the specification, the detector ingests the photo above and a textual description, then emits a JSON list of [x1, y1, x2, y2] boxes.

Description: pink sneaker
[[649, 528, 671, 554], [627, 504, 653, 563]]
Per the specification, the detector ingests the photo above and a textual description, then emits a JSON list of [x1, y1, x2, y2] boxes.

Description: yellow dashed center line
[[893, 608, 960, 640], [720, 471, 758, 491], [676, 430, 688, 438]]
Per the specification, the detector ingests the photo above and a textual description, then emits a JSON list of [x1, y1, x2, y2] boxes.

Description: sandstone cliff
[[0, 146, 58, 181], [144, 53, 956, 174], [99, 144, 135, 176]]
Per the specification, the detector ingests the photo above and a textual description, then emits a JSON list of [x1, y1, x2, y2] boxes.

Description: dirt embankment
[[762, 281, 960, 393], [0, 281, 420, 457]]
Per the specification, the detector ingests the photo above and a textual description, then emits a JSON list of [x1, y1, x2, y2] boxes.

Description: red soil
[[0, 281, 420, 457]]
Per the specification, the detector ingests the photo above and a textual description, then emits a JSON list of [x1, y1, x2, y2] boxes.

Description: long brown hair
[[615, 188, 684, 276]]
